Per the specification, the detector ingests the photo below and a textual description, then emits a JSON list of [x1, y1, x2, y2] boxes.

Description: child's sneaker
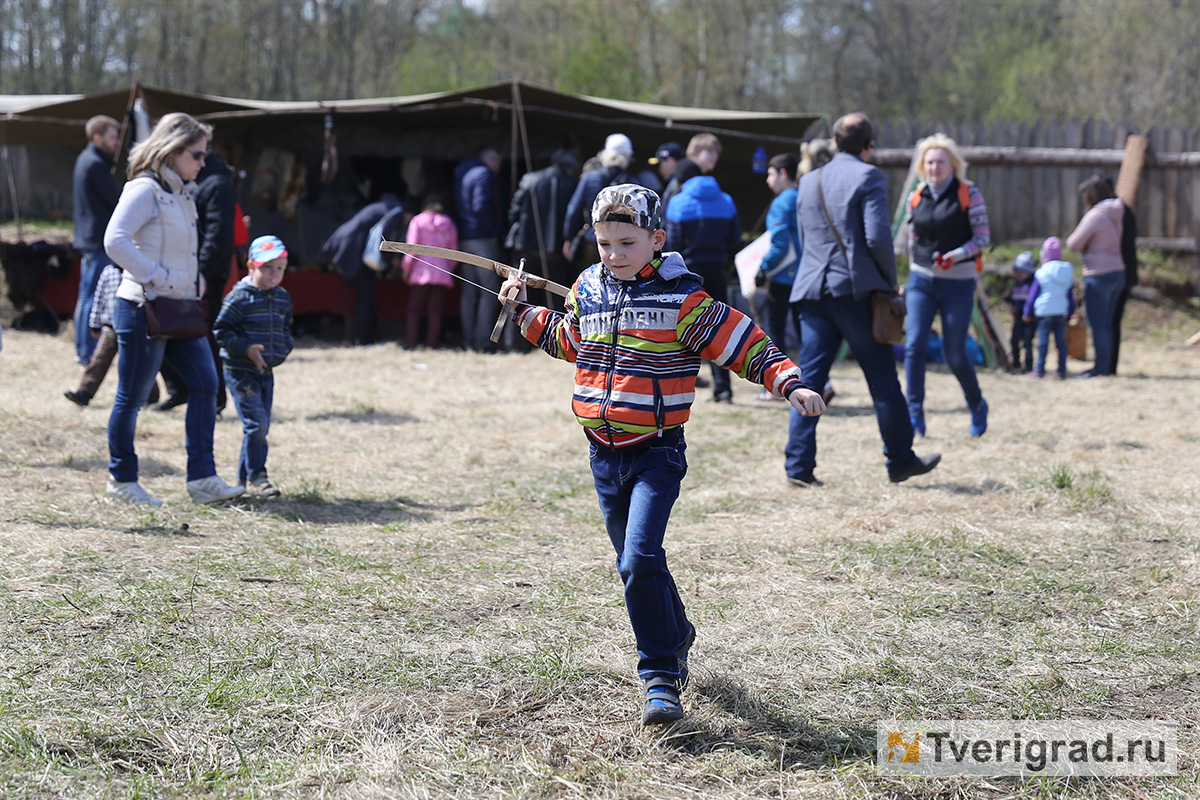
[[248, 477, 281, 499], [642, 677, 684, 725], [106, 477, 163, 506], [1028, 371, 1044, 380], [1054, 370, 1066, 380], [186, 475, 245, 505]]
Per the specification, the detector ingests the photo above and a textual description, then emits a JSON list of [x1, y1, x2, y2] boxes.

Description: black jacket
[[505, 164, 577, 253], [194, 151, 236, 283], [72, 143, 121, 251]]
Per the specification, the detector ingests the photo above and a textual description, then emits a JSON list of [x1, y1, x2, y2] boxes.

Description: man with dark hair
[[457, 146, 508, 352], [505, 148, 579, 310], [72, 115, 121, 366], [759, 153, 801, 358], [784, 113, 940, 486]]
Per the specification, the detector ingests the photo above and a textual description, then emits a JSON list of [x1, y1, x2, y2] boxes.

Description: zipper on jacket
[[653, 378, 664, 437], [599, 280, 626, 449]]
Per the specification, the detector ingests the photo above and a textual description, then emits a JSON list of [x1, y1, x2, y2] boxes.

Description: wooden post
[[1115, 134, 1149, 209]]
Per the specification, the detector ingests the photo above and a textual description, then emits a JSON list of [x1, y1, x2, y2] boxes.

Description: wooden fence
[[870, 120, 1200, 248]]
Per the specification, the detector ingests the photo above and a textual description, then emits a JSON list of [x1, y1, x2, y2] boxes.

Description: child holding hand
[[500, 185, 825, 726], [214, 235, 294, 498]]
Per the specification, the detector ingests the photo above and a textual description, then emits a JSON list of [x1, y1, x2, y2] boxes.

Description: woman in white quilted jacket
[[102, 113, 243, 506]]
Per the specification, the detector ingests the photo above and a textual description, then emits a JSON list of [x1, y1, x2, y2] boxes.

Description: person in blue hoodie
[[665, 160, 743, 402], [758, 153, 801, 357], [1022, 237, 1077, 380]]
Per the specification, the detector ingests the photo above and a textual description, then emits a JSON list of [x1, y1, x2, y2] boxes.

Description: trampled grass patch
[[0, 322, 1197, 799]]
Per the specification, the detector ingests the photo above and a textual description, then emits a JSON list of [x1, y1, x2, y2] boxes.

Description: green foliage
[[2, 0, 1193, 126]]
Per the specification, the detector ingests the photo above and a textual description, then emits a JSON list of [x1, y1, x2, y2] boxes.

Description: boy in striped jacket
[[500, 185, 825, 726], [214, 235, 294, 499]]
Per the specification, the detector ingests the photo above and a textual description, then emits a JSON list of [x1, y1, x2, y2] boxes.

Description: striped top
[[213, 276, 294, 374], [514, 252, 807, 449]]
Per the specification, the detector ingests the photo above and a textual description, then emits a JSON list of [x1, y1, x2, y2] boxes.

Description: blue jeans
[[589, 428, 693, 682], [1084, 271, 1125, 375], [785, 296, 916, 479], [108, 298, 218, 483], [1036, 316, 1067, 376], [904, 272, 983, 417], [75, 250, 109, 364], [225, 367, 274, 485]]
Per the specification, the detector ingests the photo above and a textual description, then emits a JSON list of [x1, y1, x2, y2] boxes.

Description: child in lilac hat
[[1022, 237, 1077, 379]]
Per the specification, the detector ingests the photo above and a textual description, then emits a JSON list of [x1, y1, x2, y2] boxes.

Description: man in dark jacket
[[504, 148, 578, 310], [664, 161, 743, 402], [319, 192, 401, 345], [456, 148, 506, 352], [155, 151, 239, 412], [72, 115, 121, 366], [785, 113, 940, 487]]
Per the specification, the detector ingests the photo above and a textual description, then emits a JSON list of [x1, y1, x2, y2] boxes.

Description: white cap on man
[[604, 133, 634, 159]]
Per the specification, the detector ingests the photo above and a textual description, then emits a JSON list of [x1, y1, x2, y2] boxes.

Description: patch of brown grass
[[0, 319, 1197, 799]]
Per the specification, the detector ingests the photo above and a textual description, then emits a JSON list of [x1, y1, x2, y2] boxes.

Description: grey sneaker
[[248, 477, 281, 499], [106, 478, 163, 506], [186, 475, 245, 505]]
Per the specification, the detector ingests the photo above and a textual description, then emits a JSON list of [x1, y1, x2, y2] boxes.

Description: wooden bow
[[379, 241, 571, 343], [379, 241, 571, 297]]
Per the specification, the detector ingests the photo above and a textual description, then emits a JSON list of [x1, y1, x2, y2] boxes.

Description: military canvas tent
[[3, 81, 822, 261]]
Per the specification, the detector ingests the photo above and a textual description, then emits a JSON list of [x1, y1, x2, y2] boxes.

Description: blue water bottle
[[752, 146, 768, 174]]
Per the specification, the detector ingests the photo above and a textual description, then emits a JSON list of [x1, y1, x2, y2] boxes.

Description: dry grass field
[[1, 302, 1198, 799]]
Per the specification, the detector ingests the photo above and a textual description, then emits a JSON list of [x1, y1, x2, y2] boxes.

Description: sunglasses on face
[[186, 149, 207, 162]]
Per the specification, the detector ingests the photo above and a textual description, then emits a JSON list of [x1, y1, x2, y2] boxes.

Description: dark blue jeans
[[589, 428, 693, 683], [75, 249, 109, 364], [1010, 313, 1035, 372], [1036, 316, 1067, 376], [459, 238, 505, 352], [225, 367, 274, 485], [1084, 270, 1125, 375], [903, 272, 983, 418], [766, 280, 795, 357], [108, 298, 218, 483], [785, 296, 916, 479]]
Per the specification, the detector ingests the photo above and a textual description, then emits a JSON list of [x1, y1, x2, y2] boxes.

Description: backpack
[[362, 206, 405, 273], [909, 180, 983, 272]]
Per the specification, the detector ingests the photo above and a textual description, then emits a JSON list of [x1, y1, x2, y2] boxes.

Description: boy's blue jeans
[[1036, 316, 1067, 376], [903, 272, 983, 418], [224, 367, 274, 485], [589, 428, 693, 683], [108, 298, 218, 483]]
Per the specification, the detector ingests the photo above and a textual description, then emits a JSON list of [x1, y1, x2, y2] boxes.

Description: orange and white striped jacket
[[514, 252, 808, 449]]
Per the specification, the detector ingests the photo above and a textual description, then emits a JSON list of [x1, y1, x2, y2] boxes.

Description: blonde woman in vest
[[903, 133, 992, 439], [103, 113, 244, 506]]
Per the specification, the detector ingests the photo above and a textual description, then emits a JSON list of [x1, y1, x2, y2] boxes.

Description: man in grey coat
[[784, 113, 940, 486]]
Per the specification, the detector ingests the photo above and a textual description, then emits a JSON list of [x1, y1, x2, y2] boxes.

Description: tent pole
[[2, 146, 22, 240]]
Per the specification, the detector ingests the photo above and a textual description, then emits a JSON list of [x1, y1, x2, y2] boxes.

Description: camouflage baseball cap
[[592, 184, 663, 232]]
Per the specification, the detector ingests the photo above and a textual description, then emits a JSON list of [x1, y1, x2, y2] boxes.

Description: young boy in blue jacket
[[214, 235, 294, 498]]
